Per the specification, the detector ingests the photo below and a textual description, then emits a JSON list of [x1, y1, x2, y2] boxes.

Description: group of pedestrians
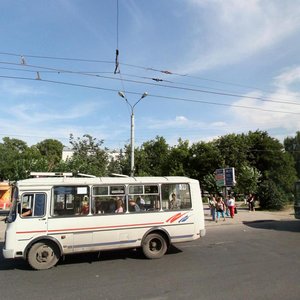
[[208, 194, 236, 222], [208, 193, 256, 222]]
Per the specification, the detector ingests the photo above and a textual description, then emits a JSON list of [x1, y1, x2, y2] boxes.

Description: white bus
[[3, 173, 206, 270]]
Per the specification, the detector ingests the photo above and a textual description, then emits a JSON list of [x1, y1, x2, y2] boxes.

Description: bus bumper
[[200, 228, 206, 237], [2, 248, 15, 259]]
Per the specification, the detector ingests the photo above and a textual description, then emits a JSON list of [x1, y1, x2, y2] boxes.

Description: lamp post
[[118, 91, 148, 177]]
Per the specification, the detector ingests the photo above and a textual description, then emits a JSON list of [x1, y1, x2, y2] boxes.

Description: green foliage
[[257, 180, 287, 210], [168, 139, 190, 176], [284, 131, 300, 179], [67, 134, 109, 176], [36, 139, 64, 171], [134, 136, 170, 176], [0, 129, 298, 212], [202, 173, 221, 195], [107, 150, 123, 175], [235, 164, 261, 195], [213, 133, 249, 168], [189, 141, 222, 182]]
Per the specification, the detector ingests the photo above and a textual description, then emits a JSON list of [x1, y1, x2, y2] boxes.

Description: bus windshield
[[6, 185, 18, 223]]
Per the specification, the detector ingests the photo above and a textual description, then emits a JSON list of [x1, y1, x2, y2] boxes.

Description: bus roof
[[17, 176, 198, 187]]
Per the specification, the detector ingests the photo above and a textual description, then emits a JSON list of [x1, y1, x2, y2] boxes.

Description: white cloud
[[229, 66, 300, 140], [273, 66, 300, 89], [0, 80, 44, 96], [5, 100, 99, 124], [180, 0, 300, 73]]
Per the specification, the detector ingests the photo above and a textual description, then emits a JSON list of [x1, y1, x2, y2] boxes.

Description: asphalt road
[[0, 219, 299, 300]]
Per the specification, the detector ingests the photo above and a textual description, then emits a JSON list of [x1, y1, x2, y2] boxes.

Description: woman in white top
[[115, 198, 124, 213], [227, 195, 235, 218]]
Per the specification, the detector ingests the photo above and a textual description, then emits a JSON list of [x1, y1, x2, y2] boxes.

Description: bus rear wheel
[[28, 242, 59, 270], [142, 233, 167, 259]]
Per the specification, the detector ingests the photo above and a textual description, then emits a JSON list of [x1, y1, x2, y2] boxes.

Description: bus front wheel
[[27, 242, 59, 270], [142, 233, 167, 259]]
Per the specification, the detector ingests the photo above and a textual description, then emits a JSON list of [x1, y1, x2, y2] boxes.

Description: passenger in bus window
[[136, 196, 145, 210], [169, 193, 180, 209], [115, 198, 124, 213], [21, 207, 32, 217], [108, 198, 116, 213], [128, 198, 140, 212], [80, 197, 89, 215]]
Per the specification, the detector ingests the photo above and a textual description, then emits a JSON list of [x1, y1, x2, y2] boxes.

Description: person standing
[[227, 194, 235, 218], [215, 197, 226, 222], [208, 195, 217, 221], [247, 193, 255, 212]]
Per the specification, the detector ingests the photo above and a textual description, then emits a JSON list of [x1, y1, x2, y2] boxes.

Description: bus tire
[[142, 233, 167, 259], [28, 242, 59, 270]]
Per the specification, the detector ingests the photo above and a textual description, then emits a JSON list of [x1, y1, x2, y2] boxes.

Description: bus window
[[128, 184, 160, 212], [92, 185, 125, 214], [52, 186, 89, 216], [21, 193, 46, 217], [161, 183, 191, 210]]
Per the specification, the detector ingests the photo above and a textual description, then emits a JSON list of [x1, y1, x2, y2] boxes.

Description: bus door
[[16, 192, 48, 240]]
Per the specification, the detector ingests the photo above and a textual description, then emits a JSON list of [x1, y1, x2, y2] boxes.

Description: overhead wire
[[0, 74, 300, 115], [0, 50, 291, 101], [1, 60, 300, 107]]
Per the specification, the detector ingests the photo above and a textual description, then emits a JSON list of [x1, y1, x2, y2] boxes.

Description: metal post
[[118, 91, 148, 177], [130, 110, 135, 177]]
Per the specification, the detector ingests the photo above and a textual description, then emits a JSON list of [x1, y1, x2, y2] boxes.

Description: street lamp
[[118, 91, 148, 177]]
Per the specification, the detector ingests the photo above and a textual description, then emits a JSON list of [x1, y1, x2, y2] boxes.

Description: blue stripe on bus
[[171, 234, 194, 240], [73, 239, 138, 249]]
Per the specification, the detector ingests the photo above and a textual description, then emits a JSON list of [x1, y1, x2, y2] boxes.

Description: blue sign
[[225, 168, 236, 186], [215, 169, 225, 187]]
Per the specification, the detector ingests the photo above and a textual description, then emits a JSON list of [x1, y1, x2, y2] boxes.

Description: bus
[[294, 180, 300, 219], [3, 173, 206, 270]]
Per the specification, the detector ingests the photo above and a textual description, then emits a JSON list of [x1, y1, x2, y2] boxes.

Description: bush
[[257, 180, 287, 210]]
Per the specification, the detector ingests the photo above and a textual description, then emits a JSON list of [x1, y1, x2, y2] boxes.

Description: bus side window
[[21, 193, 46, 217], [34, 194, 46, 216]]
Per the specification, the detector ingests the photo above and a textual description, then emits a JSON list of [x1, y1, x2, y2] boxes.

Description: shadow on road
[[0, 242, 182, 271], [243, 220, 300, 233]]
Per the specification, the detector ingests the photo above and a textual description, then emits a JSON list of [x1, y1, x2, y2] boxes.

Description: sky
[[1, 0, 300, 150]]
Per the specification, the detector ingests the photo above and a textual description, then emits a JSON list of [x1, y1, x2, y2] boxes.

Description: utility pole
[[118, 91, 148, 176]]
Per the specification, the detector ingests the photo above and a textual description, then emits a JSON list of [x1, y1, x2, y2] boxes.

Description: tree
[[107, 150, 123, 175], [247, 130, 297, 196], [284, 131, 300, 179], [134, 136, 170, 176], [189, 141, 223, 183], [36, 139, 64, 171], [235, 164, 261, 195], [258, 180, 287, 210], [213, 133, 249, 170], [66, 134, 109, 176], [202, 173, 222, 195], [168, 139, 190, 176], [0, 138, 29, 180]]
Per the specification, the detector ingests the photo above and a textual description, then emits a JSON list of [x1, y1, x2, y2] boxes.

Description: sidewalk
[[204, 204, 295, 227]]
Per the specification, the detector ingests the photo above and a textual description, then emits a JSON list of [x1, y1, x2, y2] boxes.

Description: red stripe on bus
[[16, 230, 47, 234], [16, 221, 164, 235]]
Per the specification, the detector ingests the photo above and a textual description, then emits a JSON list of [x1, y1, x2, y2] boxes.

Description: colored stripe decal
[[16, 230, 47, 234], [171, 234, 194, 239], [73, 239, 138, 248], [16, 221, 164, 235]]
